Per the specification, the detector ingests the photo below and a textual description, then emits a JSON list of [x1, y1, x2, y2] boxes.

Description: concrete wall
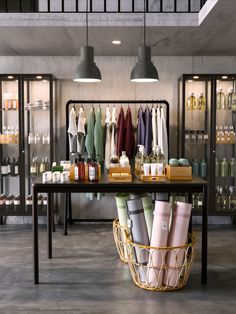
[[0, 55, 235, 221]]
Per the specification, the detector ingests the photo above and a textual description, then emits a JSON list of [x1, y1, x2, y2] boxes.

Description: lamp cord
[[86, 0, 88, 46], [144, 0, 146, 46]]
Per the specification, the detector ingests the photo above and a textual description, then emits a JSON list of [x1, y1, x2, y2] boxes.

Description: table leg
[[187, 193, 193, 234], [64, 193, 68, 236], [68, 192, 73, 224], [202, 185, 208, 284], [47, 193, 52, 259], [33, 186, 39, 284]]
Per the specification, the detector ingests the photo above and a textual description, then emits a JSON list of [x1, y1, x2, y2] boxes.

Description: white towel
[[77, 107, 86, 155], [67, 107, 77, 153], [110, 106, 117, 155], [152, 107, 157, 149]]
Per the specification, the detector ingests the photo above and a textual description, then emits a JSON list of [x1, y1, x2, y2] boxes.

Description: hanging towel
[[105, 106, 111, 169], [110, 106, 117, 155], [116, 107, 125, 157], [152, 107, 157, 149], [160, 107, 168, 161], [94, 108, 104, 163], [125, 107, 135, 160], [144, 107, 153, 155], [137, 108, 146, 146], [67, 107, 77, 153], [77, 107, 86, 155], [85, 107, 95, 158], [157, 107, 161, 148]]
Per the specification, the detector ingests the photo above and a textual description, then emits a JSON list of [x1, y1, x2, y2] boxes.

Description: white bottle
[[119, 151, 129, 167]]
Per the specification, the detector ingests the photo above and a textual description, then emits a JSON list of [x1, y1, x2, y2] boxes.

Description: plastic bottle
[[134, 145, 149, 179], [200, 159, 207, 178], [119, 151, 129, 167], [88, 157, 98, 182], [149, 145, 157, 163], [192, 159, 199, 177]]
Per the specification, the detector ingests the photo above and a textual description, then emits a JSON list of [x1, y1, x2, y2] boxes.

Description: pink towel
[[164, 202, 192, 287]]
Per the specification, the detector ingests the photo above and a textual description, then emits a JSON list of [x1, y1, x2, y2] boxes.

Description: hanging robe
[[125, 107, 135, 160], [144, 107, 153, 155], [85, 107, 95, 158], [77, 107, 86, 155], [94, 108, 104, 163], [160, 107, 168, 161], [110, 106, 117, 156], [104, 106, 111, 169], [116, 107, 125, 157], [137, 108, 146, 146], [67, 107, 77, 153], [152, 107, 157, 149]]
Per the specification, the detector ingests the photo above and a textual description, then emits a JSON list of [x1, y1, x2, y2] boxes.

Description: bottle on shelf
[[1, 157, 8, 176], [39, 158, 46, 174], [45, 157, 50, 171], [192, 159, 199, 177], [229, 158, 236, 177], [74, 158, 79, 182], [78, 156, 85, 181], [6, 194, 14, 205], [216, 186, 223, 212], [88, 157, 99, 182], [229, 186, 236, 211], [217, 89, 226, 110], [7, 157, 11, 175], [0, 194, 6, 205], [109, 152, 119, 167], [227, 88, 233, 110], [134, 145, 149, 179], [197, 93, 206, 111], [14, 194, 20, 206], [215, 158, 220, 177], [119, 151, 129, 167], [200, 159, 207, 178], [14, 157, 19, 176], [186, 92, 196, 111], [30, 157, 40, 176], [156, 146, 166, 175], [220, 158, 229, 177]]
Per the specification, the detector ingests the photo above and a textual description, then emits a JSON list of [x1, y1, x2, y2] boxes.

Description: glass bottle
[[200, 159, 207, 178], [1, 157, 8, 176], [197, 93, 206, 111], [216, 186, 223, 212], [217, 89, 226, 110], [30, 157, 37, 175], [197, 193, 203, 212], [186, 93, 196, 111], [109, 152, 119, 167], [149, 145, 157, 163], [45, 157, 50, 171], [11, 157, 16, 176], [192, 159, 199, 177], [39, 158, 46, 174], [69, 161, 75, 182], [78, 156, 85, 181], [119, 151, 129, 167], [215, 158, 220, 177], [88, 157, 98, 182], [134, 145, 149, 179], [226, 88, 233, 110], [229, 158, 236, 177], [14, 158, 19, 176], [229, 186, 236, 211], [74, 158, 79, 182], [222, 186, 229, 211], [220, 158, 229, 177], [7, 157, 11, 175]]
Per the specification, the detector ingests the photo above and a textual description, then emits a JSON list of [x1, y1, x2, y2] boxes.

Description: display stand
[[64, 99, 170, 232]]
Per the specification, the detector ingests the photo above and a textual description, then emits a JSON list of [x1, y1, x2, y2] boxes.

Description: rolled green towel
[[142, 195, 153, 239], [115, 193, 130, 226]]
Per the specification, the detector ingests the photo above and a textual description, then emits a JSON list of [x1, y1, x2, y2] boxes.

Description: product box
[[108, 166, 132, 182], [166, 165, 192, 181]]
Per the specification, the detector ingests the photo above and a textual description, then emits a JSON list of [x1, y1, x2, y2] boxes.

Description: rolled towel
[[141, 195, 153, 239], [164, 201, 192, 287], [147, 201, 171, 287]]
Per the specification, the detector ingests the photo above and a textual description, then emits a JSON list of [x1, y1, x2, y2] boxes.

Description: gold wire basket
[[113, 219, 130, 263], [124, 232, 196, 292]]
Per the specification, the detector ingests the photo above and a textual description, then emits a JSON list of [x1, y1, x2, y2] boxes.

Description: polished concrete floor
[[0, 224, 236, 314]]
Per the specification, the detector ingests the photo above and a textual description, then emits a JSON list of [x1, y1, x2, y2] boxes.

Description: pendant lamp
[[74, 0, 101, 82], [130, 0, 159, 82]]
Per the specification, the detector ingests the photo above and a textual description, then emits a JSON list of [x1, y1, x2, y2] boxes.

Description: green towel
[[142, 196, 153, 239], [94, 108, 104, 163], [85, 108, 95, 158], [115, 193, 129, 226]]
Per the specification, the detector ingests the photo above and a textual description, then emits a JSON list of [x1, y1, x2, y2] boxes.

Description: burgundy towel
[[125, 107, 135, 160], [116, 107, 125, 157]]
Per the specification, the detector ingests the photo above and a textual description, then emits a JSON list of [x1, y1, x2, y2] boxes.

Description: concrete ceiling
[[0, 0, 235, 56]]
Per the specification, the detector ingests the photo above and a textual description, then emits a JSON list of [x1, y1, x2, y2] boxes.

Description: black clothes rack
[[64, 99, 170, 234]]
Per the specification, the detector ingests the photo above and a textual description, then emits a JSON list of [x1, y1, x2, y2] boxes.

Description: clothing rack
[[64, 99, 170, 231]]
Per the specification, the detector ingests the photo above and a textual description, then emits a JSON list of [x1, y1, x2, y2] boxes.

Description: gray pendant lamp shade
[[130, 46, 159, 82], [74, 46, 101, 83]]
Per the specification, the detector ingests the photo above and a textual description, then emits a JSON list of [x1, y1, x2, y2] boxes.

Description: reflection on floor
[[0, 224, 236, 314]]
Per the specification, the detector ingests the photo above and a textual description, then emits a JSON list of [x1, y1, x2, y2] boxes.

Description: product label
[[89, 166, 96, 181], [74, 166, 79, 181], [1, 166, 8, 175], [30, 166, 36, 174], [161, 220, 168, 230], [198, 201, 203, 206], [14, 200, 20, 205]]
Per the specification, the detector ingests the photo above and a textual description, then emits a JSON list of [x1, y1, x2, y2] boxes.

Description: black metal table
[[32, 176, 208, 285]]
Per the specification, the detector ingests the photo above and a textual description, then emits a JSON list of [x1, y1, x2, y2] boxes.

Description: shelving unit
[[0, 74, 57, 220], [178, 74, 236, 216]]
